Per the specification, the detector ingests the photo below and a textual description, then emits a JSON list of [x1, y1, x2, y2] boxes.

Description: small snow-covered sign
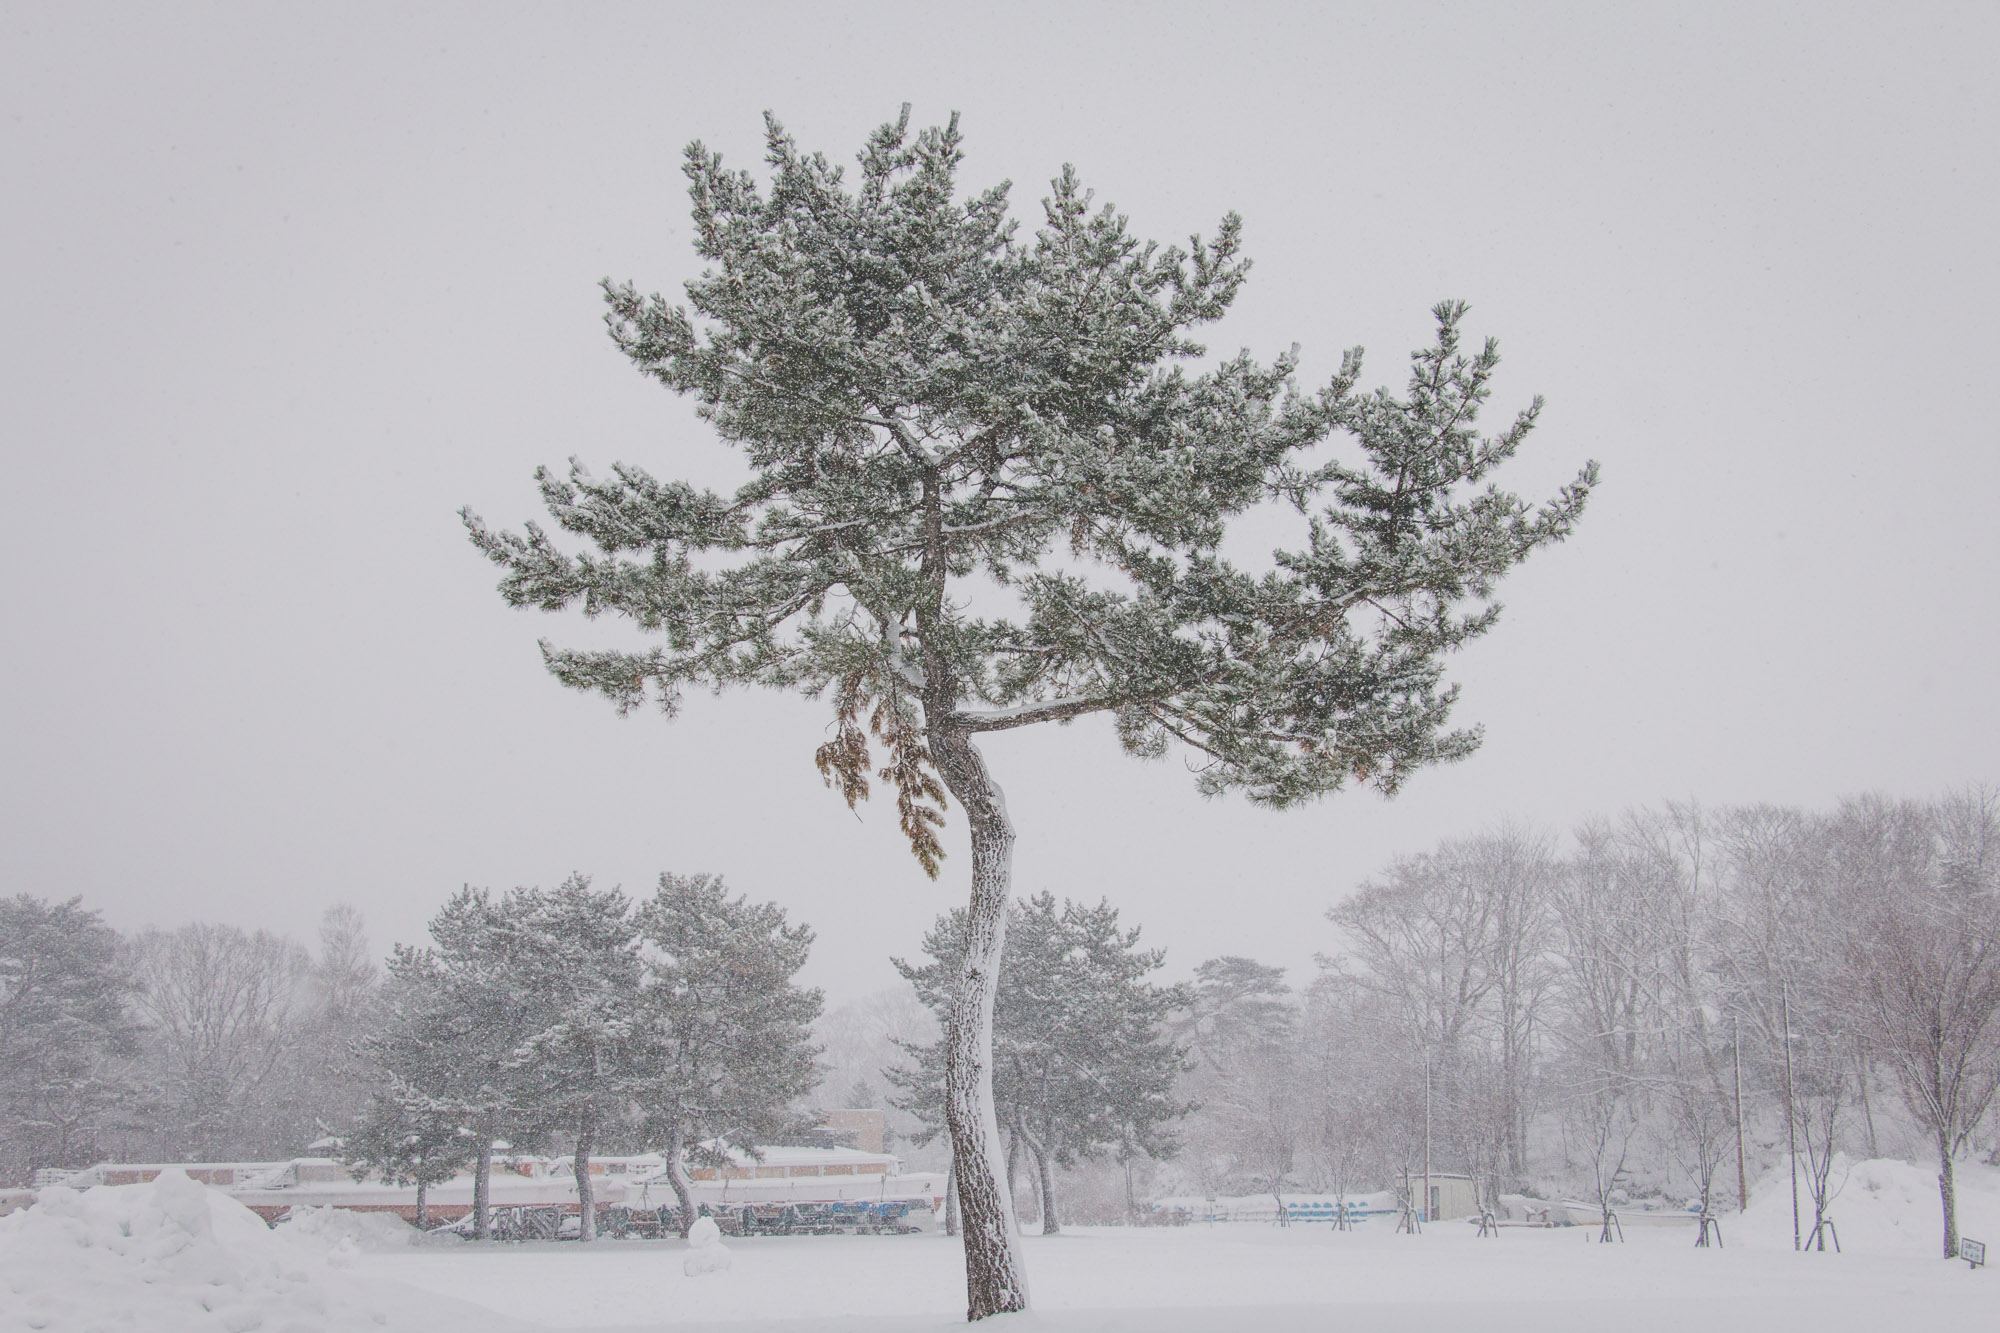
[[1960, 1238, 1985, 1269]]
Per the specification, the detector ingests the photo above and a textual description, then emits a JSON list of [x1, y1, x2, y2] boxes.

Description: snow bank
[[277, 1206, 459, 1255], [1736, 1155, 2000, 1256], [0, 1168, 517, 1333]]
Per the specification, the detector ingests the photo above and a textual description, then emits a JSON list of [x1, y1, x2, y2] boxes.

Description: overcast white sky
[[4, 2, 1996, 1001]]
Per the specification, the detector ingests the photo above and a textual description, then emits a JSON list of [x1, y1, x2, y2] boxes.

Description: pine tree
[[630, 873, 821, 1236], [506, 876, 643, 1241], [1173, 957, 1306, 1214], [0, 896, 137, 1185], [465, 107, 1595, 1315], [372, 889, 558, 1239], [343, 1088, 474, 1230]]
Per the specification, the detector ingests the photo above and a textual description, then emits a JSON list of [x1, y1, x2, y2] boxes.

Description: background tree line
[[10, 786, 1998, 1260], [0, 898, 381, 1182], [1141, 789, 2000, 1259], [0, 872, 823, 1241]]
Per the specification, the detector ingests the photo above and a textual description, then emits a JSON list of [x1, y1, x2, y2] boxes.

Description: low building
[[58, 1162, 287, 1189], [49, 1145, 946, 1233], [684, 1143, 896, 1186], [1414, 1172, 1480, 1222]]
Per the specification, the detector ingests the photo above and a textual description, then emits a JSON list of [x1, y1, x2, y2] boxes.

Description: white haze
[[2, 3, 1995, 1000]]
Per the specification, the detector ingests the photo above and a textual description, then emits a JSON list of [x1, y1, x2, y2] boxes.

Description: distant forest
[[7, 788, 1997, 1250]]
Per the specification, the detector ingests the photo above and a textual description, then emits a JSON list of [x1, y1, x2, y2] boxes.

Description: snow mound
[[277, 1206, 458, 1255], [0, 1168, 506, 1333], [1736, 1155, 2000, 1256], [683, 1213, 732, 1276]]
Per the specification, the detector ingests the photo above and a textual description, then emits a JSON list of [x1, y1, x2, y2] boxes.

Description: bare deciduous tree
[[1839, 791, 2000, 1259], [130, 922, 314, 1161]]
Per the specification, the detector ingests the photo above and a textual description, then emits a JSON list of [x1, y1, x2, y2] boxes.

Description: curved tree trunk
[[930, 728, 1030, 1319], [574, 1100, 598, 1242], [944, 1157, 960, 1237], [664, 1118, 699, 1239]]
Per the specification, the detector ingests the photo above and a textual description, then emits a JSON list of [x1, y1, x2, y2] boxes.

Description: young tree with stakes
[[1838, 792, 2000, 1260], [465, 108, 1595, 1317]]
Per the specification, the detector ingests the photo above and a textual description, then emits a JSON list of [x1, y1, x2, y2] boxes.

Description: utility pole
[[1783, 985, 1799, 1252], [1734, 1013, 1748, 1213], [1422, 1051, 1433, 1224]]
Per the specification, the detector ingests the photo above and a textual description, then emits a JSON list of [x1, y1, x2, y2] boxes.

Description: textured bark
[[1940, 1130, 1959, 1259], [930, 727, 1030, 1319], [944, 1157, 960, 1237], [664, 1119, 698, 1239], [415, 1179, 428, 1231], [573, 1100, 598, 1242], [472, 1135, 493, 1240]]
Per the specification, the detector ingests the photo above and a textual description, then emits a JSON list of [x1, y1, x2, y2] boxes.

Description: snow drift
[[276, 1205, 460, 1257], [1736, 1155, 2000, 1256], [0, 1168, 518, 1333]]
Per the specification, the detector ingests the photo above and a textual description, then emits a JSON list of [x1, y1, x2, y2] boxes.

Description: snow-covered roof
[[703, 1143, 899, 1169]]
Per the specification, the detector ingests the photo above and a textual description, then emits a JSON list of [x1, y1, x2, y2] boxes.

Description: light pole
[[1422, 1051, 1432, 1224], [1734, 1012, 1748, 1213], [1782, 984, 1799, 1252]]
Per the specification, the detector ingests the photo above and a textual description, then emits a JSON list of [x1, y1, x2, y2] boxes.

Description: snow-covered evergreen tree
[[343, 1087, 474, 1230], [465, 107, 1595, 1315], [630, 873, 821, 1236], [0, 896, 137, 1184], [371, 889, 558, 1239], [505, 876, 643, 1242], [1172, 957, 1306, 1215]]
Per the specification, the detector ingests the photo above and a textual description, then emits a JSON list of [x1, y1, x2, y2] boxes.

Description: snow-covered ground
[[10, 1163, 2000, 1333], [364, 1199, 1998, 1332]]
